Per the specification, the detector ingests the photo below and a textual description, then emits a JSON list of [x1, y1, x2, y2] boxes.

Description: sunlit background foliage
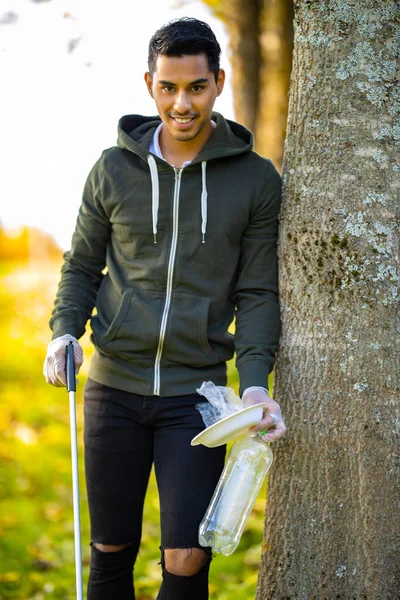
[[0, 241, 270, 598]]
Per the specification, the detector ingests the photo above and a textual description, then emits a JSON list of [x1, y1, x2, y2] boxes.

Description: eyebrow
[[157, 78, 209, 86]]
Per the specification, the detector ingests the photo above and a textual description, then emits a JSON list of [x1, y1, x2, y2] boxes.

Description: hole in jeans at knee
[[161, 546, 212, 577], [92, 542, 130, 553]]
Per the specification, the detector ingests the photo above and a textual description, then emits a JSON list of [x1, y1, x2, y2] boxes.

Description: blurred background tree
[[0, 223, 62, 262], [203, 0, 294, 170]]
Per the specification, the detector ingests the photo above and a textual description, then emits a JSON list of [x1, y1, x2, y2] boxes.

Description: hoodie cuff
[[237, 358, 272, 397], [50, 317, 83, 341]]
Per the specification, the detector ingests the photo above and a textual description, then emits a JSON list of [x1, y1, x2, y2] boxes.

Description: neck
[[159, 121, 213, 167]]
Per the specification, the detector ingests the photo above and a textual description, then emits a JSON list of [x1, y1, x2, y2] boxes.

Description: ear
[[216, 69, 225, 97], [144, 72, 153, 98]]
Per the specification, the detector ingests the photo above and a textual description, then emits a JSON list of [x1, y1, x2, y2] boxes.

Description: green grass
[[0, 261, 268, 599]]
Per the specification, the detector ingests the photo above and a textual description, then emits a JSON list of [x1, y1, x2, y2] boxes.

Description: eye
[[162, 86, 175, 93], [191, 85, 204, 92]]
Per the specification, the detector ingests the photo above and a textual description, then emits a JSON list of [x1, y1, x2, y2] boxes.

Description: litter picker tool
[[66, 341, 84, 600]]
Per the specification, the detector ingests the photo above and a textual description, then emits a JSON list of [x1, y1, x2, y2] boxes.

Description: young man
[[43, 17, 286, 600]]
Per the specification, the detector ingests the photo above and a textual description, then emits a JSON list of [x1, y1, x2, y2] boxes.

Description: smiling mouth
[[171, 117, 195, 124]]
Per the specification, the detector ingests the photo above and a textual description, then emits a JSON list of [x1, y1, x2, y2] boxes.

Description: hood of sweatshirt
[[115, 111, 254, 244], [116, 111, 254, 164]]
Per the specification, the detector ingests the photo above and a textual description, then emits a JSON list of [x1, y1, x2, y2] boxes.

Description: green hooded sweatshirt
[[50, 111, 281, 397]]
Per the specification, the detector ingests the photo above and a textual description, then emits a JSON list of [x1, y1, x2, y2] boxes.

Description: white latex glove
[[242, 386, 287, 442], [43, 334, 83, 387]]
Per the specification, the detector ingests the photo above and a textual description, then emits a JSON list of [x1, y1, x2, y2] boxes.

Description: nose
[[174, 90, 191, 114]]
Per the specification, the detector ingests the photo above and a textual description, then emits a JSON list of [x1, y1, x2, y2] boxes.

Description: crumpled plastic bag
[[195, 381, 244, 428]]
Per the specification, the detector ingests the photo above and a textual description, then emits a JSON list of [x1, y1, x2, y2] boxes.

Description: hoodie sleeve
[[233, 159, 282, 396], [49, 154, 111, 340]]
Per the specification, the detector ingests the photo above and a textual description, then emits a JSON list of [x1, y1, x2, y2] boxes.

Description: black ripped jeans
[[83, 379, 226, 600]]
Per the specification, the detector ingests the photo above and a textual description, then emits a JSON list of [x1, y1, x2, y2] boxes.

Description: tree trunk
[[203, 0, 293, 168], [255, 0, 294, 170], [204, 0, 261, 133], [257, 2, 399, 599]]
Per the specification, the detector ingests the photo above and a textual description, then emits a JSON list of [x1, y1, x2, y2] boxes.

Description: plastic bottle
[[198, 434, 273, 556]]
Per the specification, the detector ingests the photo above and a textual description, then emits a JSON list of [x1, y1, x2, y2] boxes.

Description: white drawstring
[[148, 155, 159, 244], [201, 161, 208, 243], [147, 155, 208, 244]]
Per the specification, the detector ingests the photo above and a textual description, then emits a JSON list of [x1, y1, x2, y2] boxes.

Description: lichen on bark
[[256, 2, 399, 599]]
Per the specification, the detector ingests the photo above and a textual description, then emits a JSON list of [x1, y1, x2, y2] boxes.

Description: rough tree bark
[[256, 2, 399, 599]]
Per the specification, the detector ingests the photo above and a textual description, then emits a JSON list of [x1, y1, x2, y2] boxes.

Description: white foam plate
[[191, 403, 265, 448]]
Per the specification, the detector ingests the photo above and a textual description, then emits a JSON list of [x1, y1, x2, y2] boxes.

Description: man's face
[[145, 53, 225, 144]]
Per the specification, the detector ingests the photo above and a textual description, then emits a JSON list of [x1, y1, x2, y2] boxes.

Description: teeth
[[174, 118, 192, 124]]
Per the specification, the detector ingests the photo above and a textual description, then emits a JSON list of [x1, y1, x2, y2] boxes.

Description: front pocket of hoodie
[[91, 287, 163, 362], [101, 290, 133, 343], [162, 294, 231, 367]]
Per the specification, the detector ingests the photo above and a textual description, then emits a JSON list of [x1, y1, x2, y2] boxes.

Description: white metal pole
[[69, 388, 84, 600], [66, 341, 84, 600]]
